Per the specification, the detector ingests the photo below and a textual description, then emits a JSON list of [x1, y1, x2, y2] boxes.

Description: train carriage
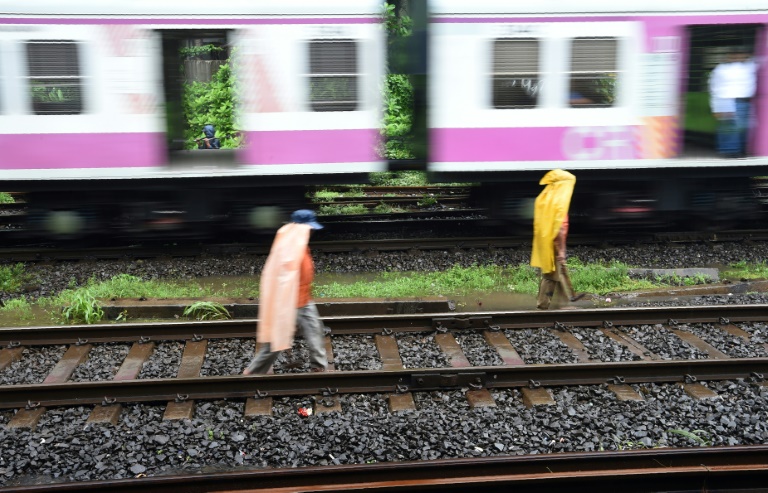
[[428, 0, 768, 228], [0, 0, 385, 235]]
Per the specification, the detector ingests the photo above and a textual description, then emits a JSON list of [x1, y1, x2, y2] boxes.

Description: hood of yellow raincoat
[[531, 169, 576, 273]]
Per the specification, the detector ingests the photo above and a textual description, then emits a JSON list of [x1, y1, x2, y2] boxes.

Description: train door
[[680, 24, 763, 158], [157, 29, 235, 166]]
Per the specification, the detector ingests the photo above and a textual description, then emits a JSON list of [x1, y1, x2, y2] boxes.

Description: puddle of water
[[0, 305, 55, 327], [193, 275, 260, 297], [452, 292, 535, 312]]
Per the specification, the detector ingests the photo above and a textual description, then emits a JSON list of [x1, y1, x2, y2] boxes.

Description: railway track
[[2, 446, 767, 492], [0, 228, 766, 262], [2, 304, 767, 412], [2, 304, 768, 491]]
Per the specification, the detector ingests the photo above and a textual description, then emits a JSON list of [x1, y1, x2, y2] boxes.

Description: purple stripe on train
[[431, 127, 643, 162], [241, 129, 380, 165], [0, 133, 165, 169], [0, 17, 379, 25], [0, 129, 381, 169]]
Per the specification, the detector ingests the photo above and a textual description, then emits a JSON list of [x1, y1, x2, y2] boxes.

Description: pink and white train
[[0, 0, 384, 235], [429, 0, 768, 226], [2, 0, 768, 235]]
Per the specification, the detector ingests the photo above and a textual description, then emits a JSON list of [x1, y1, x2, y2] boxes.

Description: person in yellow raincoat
[[531, 169, 577, 309], [243, 210, 328, 374]]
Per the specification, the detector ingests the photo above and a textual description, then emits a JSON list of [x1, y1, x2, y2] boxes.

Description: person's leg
[[716, 112, 739, 156], [734, 99, 751, 156], [243, 342, 281, 375], [537, 272, 558, 310], [297, 302, 328, 370]]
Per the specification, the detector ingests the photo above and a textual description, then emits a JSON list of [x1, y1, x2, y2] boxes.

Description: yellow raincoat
[[256, 222, 312, 351], [531, 169, 576, 274]]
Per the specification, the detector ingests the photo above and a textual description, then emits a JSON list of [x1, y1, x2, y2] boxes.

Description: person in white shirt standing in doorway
[[709, 46, 758, 158]]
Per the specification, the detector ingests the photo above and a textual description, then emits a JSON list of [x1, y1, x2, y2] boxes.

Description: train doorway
[[681, 24, 762, 158], [158, 29, 237, 166]]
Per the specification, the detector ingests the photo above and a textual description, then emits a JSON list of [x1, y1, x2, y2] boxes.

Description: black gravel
[[455, 332, 503, 366], [0, 345, 66, 385], [570, 328, 641, 362], [503, 328, 578, 364], [3, 233, 768, 486], [5, 379, 767, 486], [396, 332, 451, 369], [200, 339, 254, 377], [737, 322, 768, 344], [70, 343, 131, 382], [674, 323, 768, 359], [615, 324, 709, 360], [138, 342, 184, 379], [332, 335, 381, 371]]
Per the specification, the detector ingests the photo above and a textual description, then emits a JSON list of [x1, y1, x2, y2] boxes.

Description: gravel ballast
[[1, 381, 766, 486], [3, 239, 768, 486]]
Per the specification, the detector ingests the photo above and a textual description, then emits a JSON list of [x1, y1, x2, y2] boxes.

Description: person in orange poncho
[[531, 169, 578, 309], [243, 210, 328, 374]]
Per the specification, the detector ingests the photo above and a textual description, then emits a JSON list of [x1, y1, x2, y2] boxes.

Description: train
[[1, 0, 768, 237]]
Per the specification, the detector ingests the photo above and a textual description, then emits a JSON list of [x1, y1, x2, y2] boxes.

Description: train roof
[[0, 0, 382, 16], [431, 0, 768, 15]]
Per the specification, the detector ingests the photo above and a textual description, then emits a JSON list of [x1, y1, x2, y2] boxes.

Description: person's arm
[[555, 224, 567, 264]]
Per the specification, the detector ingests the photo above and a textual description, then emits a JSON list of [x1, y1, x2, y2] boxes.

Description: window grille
[[492, 38, 540, 109], [569, 37, 618, 108], [308, 40, 358, 112], [26, 41, 83, 115]]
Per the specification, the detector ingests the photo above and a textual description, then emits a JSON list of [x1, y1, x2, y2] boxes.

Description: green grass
[[369, 171, 429, 187], [316, 265, 532, 299], [2, 258, 764, 325], [417, 195, 438, 207], [183, 301, 232, 320], [48, 274, 208, 305], [314, 260, 667, 299], [0, 192, 15, 204], [667, 429, 711, 446], [0, 297, 34, 320], [61, 291, 104, 324], [722, 260, 768, 280], [373, 202, 406, 214], [312, 190, 342, 201], [0, 263, 30, 293], [317, 204, 369, 215]]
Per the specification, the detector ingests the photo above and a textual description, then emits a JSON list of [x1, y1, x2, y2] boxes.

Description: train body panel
[[0, 0, 385, 184], [0, 1, 384, 235], [429, 1, 768, 225]]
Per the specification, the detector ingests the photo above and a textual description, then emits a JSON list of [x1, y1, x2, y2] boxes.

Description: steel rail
[[2, 229, 768, 260], [2, 304, 768, 346], [2, 445, 768, 492], [1, 358, 766, 409], [313, 195, 469, 205]]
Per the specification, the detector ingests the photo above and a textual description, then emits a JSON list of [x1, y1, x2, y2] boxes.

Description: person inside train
[[243, 210, 328, 375], [196, 124, 221, 149], [531, 169, 584, 310], [709, 46, 758, 158]]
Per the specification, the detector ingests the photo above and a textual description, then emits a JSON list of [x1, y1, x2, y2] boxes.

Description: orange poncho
[[256, 223, 311, 351], [530, 169, 576, 274]]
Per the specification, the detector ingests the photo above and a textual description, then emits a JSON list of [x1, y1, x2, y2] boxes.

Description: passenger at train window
[[244, 210, 328, 375], [709, 46, 758, 158], [569, 90, 594, 107], [196, 124, 221, 149]]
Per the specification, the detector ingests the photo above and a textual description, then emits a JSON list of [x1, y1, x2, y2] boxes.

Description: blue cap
[[290, 209, 323, 229]]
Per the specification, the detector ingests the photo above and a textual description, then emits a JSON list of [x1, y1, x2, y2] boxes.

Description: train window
[[308, 40, 358, 112], [26, 41, 83, 115], [569, 37, 618, 108], [492, 38, 540, 109]]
